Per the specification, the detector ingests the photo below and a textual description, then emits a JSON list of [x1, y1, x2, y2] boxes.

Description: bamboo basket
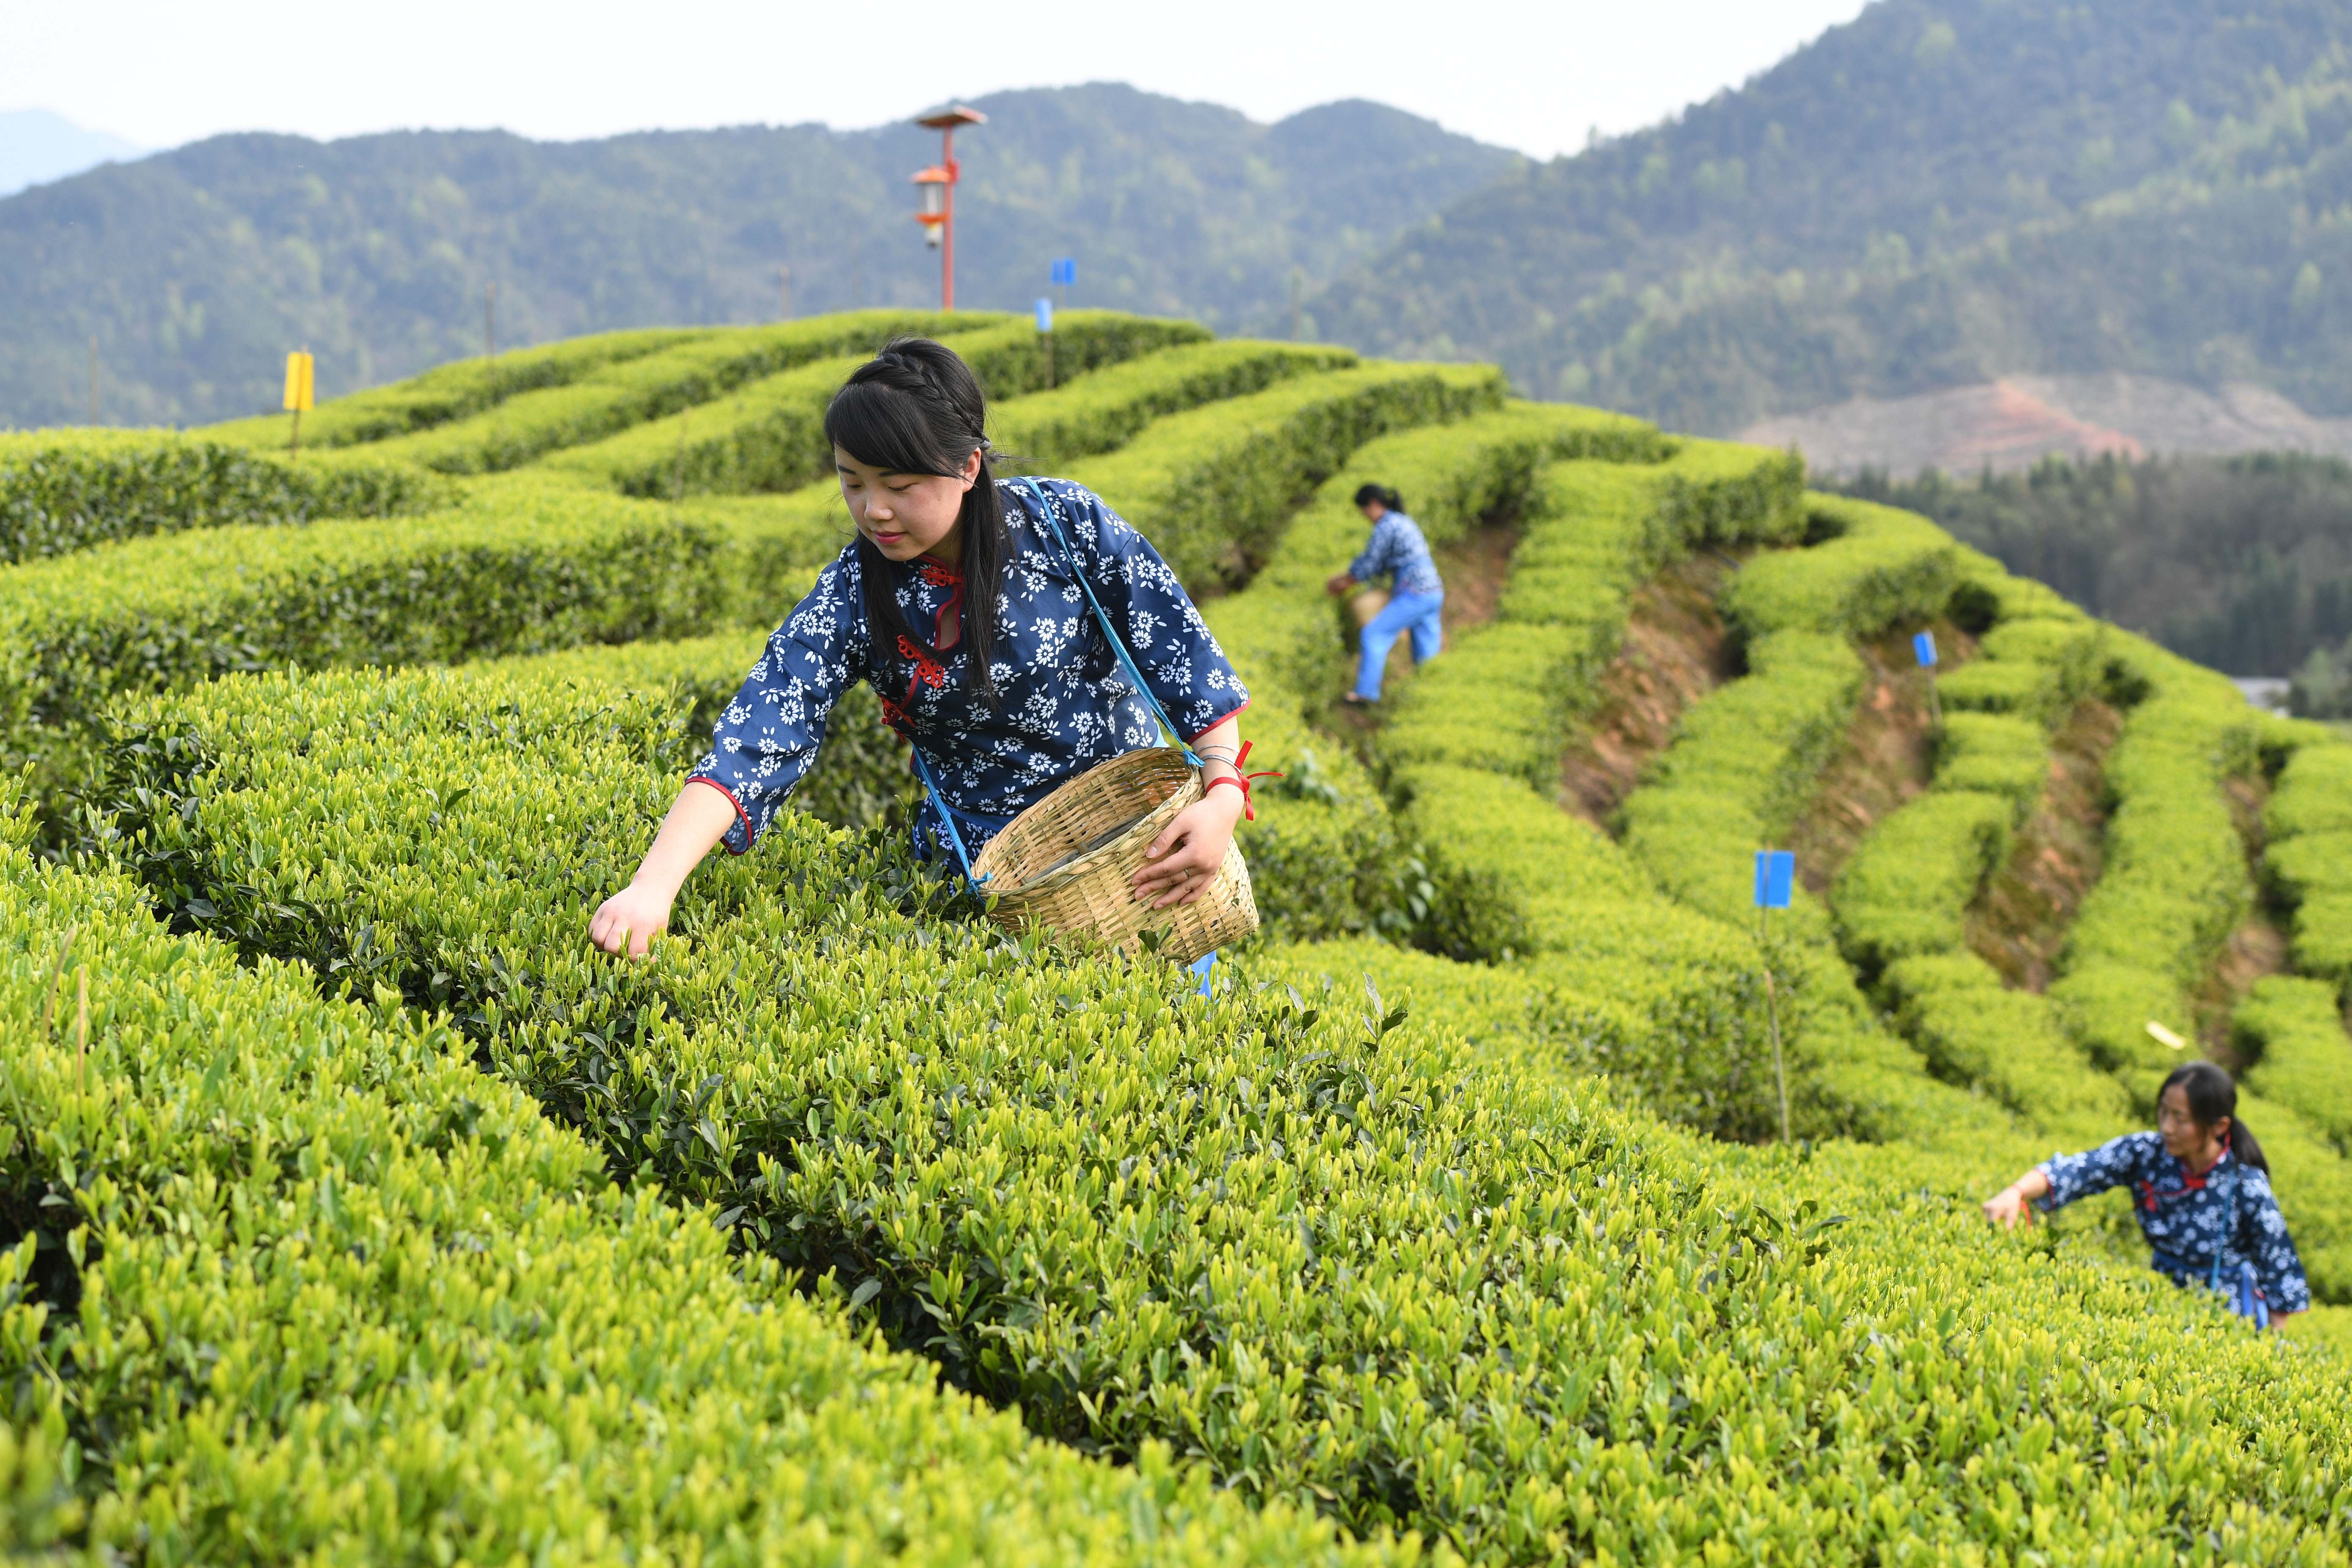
[[969, 748, 1257, 965], [1345, 587, 1391, 632]]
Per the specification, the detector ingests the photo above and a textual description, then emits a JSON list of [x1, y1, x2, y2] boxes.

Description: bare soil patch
[[1558, 555, 1740, 828], [2198, 773, 2292, 1067], [1965, 697, 2123, 992], [1783, 622, 1976, 893]]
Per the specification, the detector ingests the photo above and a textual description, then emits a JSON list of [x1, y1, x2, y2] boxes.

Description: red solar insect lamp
[[911, 105, 985, 310]]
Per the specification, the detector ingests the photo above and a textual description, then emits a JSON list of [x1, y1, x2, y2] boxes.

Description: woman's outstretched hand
[[590, 781, 740, 959], [1132, 789, 1247, 909], [1982, 1169, 2051, 1228], [591, 881, 674, 959]]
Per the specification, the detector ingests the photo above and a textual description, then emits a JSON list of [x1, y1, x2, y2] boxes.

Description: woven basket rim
[[971, 748, 1198, 899]]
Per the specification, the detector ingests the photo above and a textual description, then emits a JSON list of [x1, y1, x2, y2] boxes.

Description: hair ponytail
[[823, 337, 1006, 695], [2161, 1060, 2270, 1175], [1353, 482, 1404, 512]]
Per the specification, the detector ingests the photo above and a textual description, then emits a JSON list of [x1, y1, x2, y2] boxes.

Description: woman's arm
[[590, 781, 740, 958], [1981, 1168, 2053, 1229], [1132, 713, 1249, 909]]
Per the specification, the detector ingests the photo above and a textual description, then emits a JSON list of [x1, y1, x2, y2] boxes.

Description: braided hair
[[823, 338, 1007, 695]]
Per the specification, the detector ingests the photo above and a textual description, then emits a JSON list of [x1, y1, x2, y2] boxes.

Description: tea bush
[[2268, 740, 2352, 991], [358, 310, 988, 474], [1832, 791, 2013, 978], [2238, 975, 2352, 1153], [0, 790, 1360, 1566], [0, 430, 451, 564], [1066, 362, 1509, 586], [543, 313, 1214, 498], [88, 661, 2352, 1561], [1719, 493, 1955, 645], [994, 339, 1361, 468], [2052, 640, 2262, 1083], [199, 324, 705, 449]]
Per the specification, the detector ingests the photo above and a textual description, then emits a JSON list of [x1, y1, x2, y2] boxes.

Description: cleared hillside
[[1314, 0, 2352, 434]]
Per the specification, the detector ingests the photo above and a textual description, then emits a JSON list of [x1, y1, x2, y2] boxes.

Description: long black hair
[[2161, 1060, 2270, 1175], [823, 338, 1006, 694], [1354, 483, 1403, 512]]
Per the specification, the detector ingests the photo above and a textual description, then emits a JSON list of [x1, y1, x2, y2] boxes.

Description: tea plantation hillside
[[6, 310, 2352, 1560]]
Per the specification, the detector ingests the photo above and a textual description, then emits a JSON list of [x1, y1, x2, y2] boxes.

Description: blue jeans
[[1354, 589, 1444, 700]]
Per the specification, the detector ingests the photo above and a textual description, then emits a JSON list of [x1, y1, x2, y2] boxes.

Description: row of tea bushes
[[994, 339, 1362, 469], [91, 660, 2352, 1560], [2, 352, 1483, 821], [199, 324, 705, 449], [0, 474, 746, 808], [1204, 402, 1668, 945], [1065, 362, 1510, 588], [1386, 444, 1805, 792], [0, 791, 1361, 1566], [1718, 494, 1957, 645], [2267, 738, 2352, 993], [2237, 975, 2352, 1154], [0, 430, 452, 564], [541, 313, 1220, 499], [1364, 446, 1986, 1144], [347, 310, 988, 474]]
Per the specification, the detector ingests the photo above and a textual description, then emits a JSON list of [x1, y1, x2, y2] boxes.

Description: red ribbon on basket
[[1204, 740, 1283, 822]]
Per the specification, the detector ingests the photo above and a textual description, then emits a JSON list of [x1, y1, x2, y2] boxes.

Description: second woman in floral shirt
[[590, 338, 1255, 957], [1982, 1061, 2308, 1324]]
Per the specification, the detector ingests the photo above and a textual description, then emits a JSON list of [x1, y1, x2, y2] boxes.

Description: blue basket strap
[[1021, 476, 1202, 768], [910, 742, 989, 898]]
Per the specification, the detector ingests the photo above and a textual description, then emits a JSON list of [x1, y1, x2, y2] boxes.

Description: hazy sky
[[3, 0, 1872, 161]]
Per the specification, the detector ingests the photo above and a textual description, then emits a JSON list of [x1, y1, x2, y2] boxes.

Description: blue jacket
[[690, 477, 1248, 858], [1349, 510, 1443, 599], [2037, 1132, 2311, 1314]]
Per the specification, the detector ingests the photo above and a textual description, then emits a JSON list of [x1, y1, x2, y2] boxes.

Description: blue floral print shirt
[[2036, 1132, 2311, 1314], [1348, 509, 1443, 599], [690, 476, 1248, 858]]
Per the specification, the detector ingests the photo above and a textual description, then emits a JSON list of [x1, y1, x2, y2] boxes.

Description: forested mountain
[[0, 86, 1512, 427], [1312, 0, 2352, 434]]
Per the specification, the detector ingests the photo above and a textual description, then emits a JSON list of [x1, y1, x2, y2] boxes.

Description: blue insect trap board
[[1753, 850, 1795, 909], [1035, 298, 1054, 332], [1051, 257, 1076, 286], [1914, 631, 1939, 667]]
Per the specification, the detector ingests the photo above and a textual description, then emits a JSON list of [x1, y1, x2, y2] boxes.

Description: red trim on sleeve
[[1186, 697, 1251, 742], [687, 776, 754, 854]]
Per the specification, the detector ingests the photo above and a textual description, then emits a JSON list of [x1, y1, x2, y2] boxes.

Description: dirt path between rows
[[1966, 697, 2123, 992], [1784, 624, 1972, 895], [1558, 555, 1740, 828]]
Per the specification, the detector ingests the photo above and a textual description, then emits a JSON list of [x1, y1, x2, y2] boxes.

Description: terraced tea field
[[5, 307, 2352, 1562]]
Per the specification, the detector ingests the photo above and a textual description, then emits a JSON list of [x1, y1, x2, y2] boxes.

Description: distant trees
[[1828, 452, 2352, 694]]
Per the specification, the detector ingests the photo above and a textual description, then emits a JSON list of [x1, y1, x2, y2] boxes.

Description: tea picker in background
[[1326, 484, 1443, 706], [1982, 1062, 2307, 1327], [590, 337, 1258, 958]]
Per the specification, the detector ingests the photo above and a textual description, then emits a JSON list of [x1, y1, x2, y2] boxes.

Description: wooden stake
[[780, 265, 792, 322], [485, 280, 497, 359], [1289, 270, 1302, 342], [1764, 964, 1789, 1143], [87, 336, 98, 425]]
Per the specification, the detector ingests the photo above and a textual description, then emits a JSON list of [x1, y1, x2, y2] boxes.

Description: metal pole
[[942, 127, 958, 311], [87, 336, 98, 425], [485, 281, 497, 358], [1289, 270, 1301, 342], [780, 265, 792, 322], [1765, 964, 1790, 1143]]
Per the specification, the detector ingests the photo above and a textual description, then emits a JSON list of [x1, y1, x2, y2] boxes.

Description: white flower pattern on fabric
[[2036, 1131, 2311, 1313], [689, 477, 1249, 858]]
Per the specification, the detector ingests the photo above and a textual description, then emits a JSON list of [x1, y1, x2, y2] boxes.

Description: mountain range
[[11, 0, 2352, 450], [0, 88, 1512, 427], [1314, 0, 2352, 436]]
